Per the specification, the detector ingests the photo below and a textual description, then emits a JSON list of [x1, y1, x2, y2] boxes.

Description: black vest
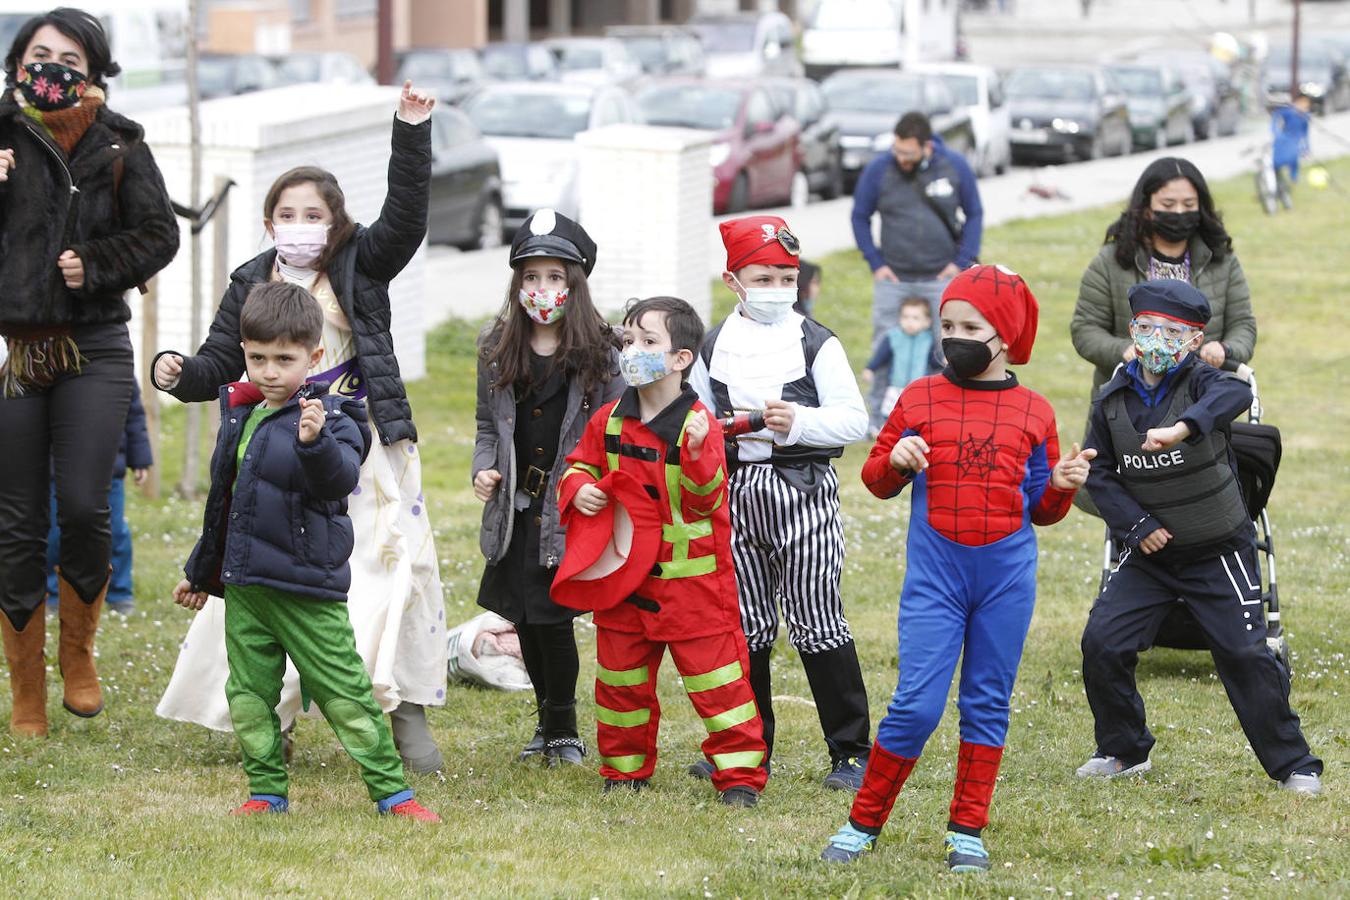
[[701, 316, 842, 494], [1103, 367, 1250, 547]]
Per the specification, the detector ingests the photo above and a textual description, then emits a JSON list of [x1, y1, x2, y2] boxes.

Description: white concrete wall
[[135, 83, 427, 384], [576, 124, 715, 322]]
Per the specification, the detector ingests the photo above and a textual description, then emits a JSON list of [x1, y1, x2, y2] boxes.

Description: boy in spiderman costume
[[558, 296, 768, 807], [819, 265, 1094, 871]]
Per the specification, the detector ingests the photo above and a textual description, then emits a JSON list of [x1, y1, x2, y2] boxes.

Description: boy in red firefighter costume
[[557, 296, 768, 807], [819, 266, 1094, 871]]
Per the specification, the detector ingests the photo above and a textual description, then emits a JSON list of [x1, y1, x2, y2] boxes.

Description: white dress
[[156, 272, 447, 730]]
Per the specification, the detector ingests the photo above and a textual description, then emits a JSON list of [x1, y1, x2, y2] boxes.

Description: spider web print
[[953, 264, 1024, 299]]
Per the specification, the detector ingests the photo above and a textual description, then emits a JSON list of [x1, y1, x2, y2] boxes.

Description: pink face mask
[[271, 223, 329, 268]]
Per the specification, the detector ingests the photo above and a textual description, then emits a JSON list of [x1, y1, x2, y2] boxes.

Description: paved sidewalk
[[423, 111, 1350, 327]]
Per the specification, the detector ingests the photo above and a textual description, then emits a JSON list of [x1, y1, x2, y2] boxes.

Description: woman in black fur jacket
[[0, 7, 179, 738]]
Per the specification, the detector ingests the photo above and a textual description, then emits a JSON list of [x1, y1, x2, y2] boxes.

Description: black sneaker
[[687, 758, 714, 780], [517, 725, 545, 762], [823, 756, 866, 791], [719, 785, 759, 808], [543, 737, 586, 768], [603, 778, 649, 794]]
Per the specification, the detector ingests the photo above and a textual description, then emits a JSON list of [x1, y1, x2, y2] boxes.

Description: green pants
[[224, 583, 408, 802]]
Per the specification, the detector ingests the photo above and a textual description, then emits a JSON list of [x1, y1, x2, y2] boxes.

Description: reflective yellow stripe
[[712, 750, 764, 771], [596, 664, 649, 687], [566, 461, 603, 481], [682, 660, 743, 693], [662, 519, 712, 544], [605, 413, 624, 473], [602, 754, 646, 774], [654, 555, 716, 579], [595, 705, 651, 728], [679, 467, 724, 496], [702, 700, 758, 733]]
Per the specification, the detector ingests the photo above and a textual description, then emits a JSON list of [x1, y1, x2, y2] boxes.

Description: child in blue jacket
[[171, 281, 440, 821]]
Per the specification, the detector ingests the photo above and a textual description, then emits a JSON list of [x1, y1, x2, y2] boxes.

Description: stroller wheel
[[1267, 634, 1292, 677]]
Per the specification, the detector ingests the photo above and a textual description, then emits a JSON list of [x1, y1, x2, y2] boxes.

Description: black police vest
[[701, 316, 843, 494], [1103, 367, 1250, 547]]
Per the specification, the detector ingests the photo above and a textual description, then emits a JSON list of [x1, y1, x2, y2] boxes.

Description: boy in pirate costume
[[558, 296, 768, 806], [688, 216, 872, 790]]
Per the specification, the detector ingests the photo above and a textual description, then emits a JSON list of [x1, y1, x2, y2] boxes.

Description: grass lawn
[[3, 163, 1348, 898]]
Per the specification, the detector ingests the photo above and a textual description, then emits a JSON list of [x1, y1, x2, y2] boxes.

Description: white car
[[461, 83, 640, 229], [544, 37, 644, 89], [686, 11, 802, 79], [801, 0, 903, 80], [909, 62, 1012, 177]]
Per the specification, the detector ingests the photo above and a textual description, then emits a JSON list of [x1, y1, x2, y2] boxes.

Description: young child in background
[[558, 296, 768, 807], [1271, 91, 1311, 185], [172, 282, 438, 822], [819, 265, 1093, 871], [862, 295, 934, 421], [795, 259, 822, 319], [690, 216, 872, 792], [45, 380, 153, 616], [1077, 279, 1321, 794], [472, 209, 622, 766]]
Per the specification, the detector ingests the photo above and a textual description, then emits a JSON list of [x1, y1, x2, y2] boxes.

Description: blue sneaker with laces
[[944, 831, 990, 872], [820, 823, 876, 862]]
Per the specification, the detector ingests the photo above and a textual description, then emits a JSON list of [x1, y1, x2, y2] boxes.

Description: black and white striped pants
[[729, 463, 852, 655]]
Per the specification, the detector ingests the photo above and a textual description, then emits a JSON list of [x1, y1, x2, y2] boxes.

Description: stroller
[[1096, 361, 1290, 672]]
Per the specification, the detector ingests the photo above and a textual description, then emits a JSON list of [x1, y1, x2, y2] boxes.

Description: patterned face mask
[[1134, 331, 1193, 375], [17, 61, 87, 111], [619, 346, 672, 387], [518, 287, 568, 325]]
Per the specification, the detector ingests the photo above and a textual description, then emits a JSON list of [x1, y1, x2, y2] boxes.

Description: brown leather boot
[[1, 611, 49, 737], [57, 574, 105, 717]]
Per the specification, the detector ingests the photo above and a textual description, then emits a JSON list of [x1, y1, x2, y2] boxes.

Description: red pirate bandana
[[720, 215, 801, 272]]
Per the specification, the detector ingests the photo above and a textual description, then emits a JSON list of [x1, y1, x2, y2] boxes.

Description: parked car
[[819, 69, 975, 191], [544, 37, 643, 88], [635, 79, 802, 213], [427, 106, 504, 249], [461, 82, 639, 229], [1263, 39, 1350, 114], [271, 51, 373, 87], [196, 52, 279, 100], [1003, 65, 1132, 164], [605, 25, 705, 77], [801, 0, 902, 80], [686, 10, 802, 79], [478, 41, 559, 82], [395, 49, 485, 106], [1129, 50, 1241, 140], [762, 76, 844, 199], [910, 61, 1011, 176], [1106, 63, 1195, 149]]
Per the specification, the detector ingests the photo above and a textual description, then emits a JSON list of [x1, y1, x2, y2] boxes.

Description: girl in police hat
[[472, 208, 622, 766]]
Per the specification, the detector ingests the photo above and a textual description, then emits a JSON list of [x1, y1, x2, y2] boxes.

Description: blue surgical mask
[[619, 346, 672, 387], [1134, 331, 1192, 375]]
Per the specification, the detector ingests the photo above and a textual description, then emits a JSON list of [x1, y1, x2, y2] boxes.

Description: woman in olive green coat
[[1072, 157, 1257, 399]]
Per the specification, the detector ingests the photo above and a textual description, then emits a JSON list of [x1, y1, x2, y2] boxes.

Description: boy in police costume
[[1077, 279, 1321, 794], [689, 216, 872, 790]]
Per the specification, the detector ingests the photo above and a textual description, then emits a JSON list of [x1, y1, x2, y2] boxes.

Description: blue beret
[[1127, 279, 1211, 326]]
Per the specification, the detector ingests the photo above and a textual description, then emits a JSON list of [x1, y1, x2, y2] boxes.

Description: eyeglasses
[[1129, 319, 1194, 341]]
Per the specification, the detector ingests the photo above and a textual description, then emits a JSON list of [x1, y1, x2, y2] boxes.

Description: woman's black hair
[[1104, 156, 1232, 269], [4, 7, 120, 90]]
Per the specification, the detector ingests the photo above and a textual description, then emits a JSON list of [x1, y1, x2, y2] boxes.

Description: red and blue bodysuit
[[848, 368, 1075, 839]]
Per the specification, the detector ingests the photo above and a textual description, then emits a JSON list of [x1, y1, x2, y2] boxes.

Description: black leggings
[[517, 621, 580, 709], [0, 339, 134, 627]]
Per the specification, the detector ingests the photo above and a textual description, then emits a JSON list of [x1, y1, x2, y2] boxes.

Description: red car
[[636, 78, 802, 213]]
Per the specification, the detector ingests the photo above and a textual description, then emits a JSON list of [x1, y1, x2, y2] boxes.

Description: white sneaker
[[1279, 772, 1323, 796], [1076, 754, 1152, 778]]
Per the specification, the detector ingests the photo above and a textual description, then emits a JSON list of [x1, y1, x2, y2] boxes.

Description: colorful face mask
[[1134, 331, 1193, 375], [518, 287, 568, 325], [17, 61, 87, 112], [619, 346, 672, 387], [271, 222, 329, 268]]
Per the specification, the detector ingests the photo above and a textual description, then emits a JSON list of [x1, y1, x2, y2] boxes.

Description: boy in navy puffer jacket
[[172, 282, 439, 822]]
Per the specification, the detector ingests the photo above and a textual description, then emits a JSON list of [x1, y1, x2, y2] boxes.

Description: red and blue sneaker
[[232, 794, 288, 815], [377, 790, 441, 823]]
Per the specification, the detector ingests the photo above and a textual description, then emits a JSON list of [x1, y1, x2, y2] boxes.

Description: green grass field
[[3, 163, 1348, 898]]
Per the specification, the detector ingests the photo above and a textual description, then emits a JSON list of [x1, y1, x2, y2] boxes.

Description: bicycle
[[1246, 142, 1292, 215]]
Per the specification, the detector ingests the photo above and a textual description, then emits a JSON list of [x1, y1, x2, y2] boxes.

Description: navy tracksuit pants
[[1081, 541, 1321, 781]]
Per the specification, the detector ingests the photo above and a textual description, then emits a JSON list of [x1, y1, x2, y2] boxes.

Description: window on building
[[335, 0, 375, 18], [290, 0, 310, 23]]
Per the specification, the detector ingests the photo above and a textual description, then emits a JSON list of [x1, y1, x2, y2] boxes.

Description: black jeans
[[1081, 543, 1321, 781], [0, 332, 134, 628], [517, 621, 580, 709]]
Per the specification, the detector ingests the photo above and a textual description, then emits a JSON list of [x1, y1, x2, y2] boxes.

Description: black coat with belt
[[156, 116, 431, 445], [0, 94, 179, 332]]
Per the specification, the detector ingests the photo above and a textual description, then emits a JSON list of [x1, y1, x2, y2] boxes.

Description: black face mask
[[1150, 210, 1200, 243], [942, 335, 1001, 379]]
